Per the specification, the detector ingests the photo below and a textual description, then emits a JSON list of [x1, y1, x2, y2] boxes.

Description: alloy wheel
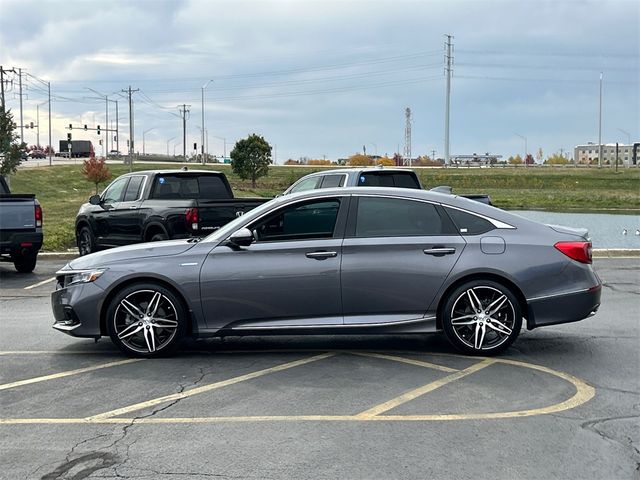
[[113, 289, 180, 354], [449, 285, 517, 351]]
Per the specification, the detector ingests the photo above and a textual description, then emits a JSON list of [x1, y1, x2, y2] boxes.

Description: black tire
[[106, 282, 186, 358], [150, 232, 168, 242], [442, 279, 522, 356], [13, 252, 38, 273], [77, 226, 96, 256]]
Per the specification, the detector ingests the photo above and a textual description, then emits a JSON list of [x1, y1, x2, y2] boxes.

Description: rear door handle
[[423, 247, 456, 255], [305, 251, 338, 260]]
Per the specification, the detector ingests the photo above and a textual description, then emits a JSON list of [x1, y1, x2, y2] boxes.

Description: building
[[574, 143, 638, 166]]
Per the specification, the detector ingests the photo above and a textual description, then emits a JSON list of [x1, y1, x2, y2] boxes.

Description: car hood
[[68, 239, 197, 269]]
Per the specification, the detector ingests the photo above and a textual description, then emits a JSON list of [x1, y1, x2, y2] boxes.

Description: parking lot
[[0, 258, 638, 479]]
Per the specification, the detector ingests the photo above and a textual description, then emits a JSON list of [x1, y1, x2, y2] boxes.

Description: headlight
[[56, 268, 107, 287]]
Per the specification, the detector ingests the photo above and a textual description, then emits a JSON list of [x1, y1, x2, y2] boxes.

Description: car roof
[[122, 169, 224, 176], [300, 167, 416, 176]]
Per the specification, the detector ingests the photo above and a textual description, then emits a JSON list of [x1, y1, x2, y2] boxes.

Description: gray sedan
[[52, 187, 602, 357]]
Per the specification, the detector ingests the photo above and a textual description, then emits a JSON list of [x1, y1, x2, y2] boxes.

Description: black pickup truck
[[75, 169, 269, 255], [0, 175, 43, 272]]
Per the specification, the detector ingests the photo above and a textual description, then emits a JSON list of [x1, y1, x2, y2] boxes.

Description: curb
[[38, 248, 640, 261]]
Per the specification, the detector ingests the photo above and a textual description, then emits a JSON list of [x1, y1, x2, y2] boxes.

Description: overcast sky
[[1, 0, 638, 162]]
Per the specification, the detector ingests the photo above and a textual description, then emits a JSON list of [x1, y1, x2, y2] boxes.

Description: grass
[[6, 162, 640, 252]]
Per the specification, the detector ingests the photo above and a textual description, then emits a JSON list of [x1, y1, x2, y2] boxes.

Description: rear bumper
[[526, 284, 602, 329], [0, 231, 43, 256]]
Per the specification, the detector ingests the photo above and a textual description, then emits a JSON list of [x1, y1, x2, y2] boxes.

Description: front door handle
[[423, 247, 456, 255], [129, 205, 139, 209], [305, 251, 338, 260]]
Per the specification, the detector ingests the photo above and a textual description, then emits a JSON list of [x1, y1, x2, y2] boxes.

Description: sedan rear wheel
[[107, 283, 186, 357], [442, 280, 521, 355]]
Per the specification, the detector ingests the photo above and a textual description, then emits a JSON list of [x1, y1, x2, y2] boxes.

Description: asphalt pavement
[[0, 258, 638, 479]]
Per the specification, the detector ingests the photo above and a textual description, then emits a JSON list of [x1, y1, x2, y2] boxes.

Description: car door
[[94, 176, 130, 246], [199, 196, 349, 330], [341, 195, 466, 324], [107, 175, 146, 244]]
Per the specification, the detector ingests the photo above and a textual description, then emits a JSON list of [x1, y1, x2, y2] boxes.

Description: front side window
[[251, 199, 340, 242], [102, 177, 129, 204], [289, 176, 322, 194], [354, 197, 447, 237], [445, 207, 495, 235]]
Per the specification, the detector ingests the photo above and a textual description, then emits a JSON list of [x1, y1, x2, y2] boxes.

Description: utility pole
[[18, 68, 24, 144], [47, 81, 51, 165], [122, 86, 139, 172], [598, 72, 603, 168], [431, 149, 436, 160], [178, 104, 190, 161], [86, 88, 111, 153], [444, 34, 454, 166], [115, 100, 119, 154]]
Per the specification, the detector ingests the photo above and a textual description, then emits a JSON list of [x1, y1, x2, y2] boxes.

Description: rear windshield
[[150, 175, 231, 199], [357, 171, 421, 189]]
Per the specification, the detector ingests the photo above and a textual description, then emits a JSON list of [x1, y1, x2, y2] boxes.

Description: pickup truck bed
[[75, 169, 270, 255], [0, 177, 43, 272]]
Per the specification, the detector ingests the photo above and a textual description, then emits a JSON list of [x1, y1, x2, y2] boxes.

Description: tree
[[376, 156, 395, 167], [82, 156, 111, 194], [230, 134, 272, 187], [509, 154, 523, 165], [0, 108, 26, 177], [535, 148, 544, 164], [347, 154, 373, 166]]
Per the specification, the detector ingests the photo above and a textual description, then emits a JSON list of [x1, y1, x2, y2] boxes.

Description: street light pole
[[201, 80, 213, 165], [617, 128, 630, 146], [143, 128, 155, 156], [166, 136, 176, 156], [598, 72, 603, 168], [515, 133, 527, 164]]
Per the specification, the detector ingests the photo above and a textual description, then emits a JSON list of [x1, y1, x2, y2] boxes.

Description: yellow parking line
[[0, 359, 143, 391], [351, 352, 458, 373], [87, 352, 336, 420], [356, 358, 496, 418]]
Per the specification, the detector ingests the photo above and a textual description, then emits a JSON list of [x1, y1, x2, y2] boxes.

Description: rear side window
[[320, 175, 346, 188], [357, 172, 421, 189], [123, 176, 144, 201], [151, 175, 230, 199], [445, 207, 495, 235], [355, 197, 448, 237]]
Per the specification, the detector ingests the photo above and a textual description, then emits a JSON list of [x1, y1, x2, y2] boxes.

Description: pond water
[[509, 210, 640, 249]]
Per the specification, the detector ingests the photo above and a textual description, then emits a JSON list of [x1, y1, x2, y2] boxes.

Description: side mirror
[[89, 195, 102, 205], [227, 227, 254, 249]]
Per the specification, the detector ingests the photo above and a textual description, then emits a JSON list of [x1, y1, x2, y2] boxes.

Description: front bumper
[[51, 282, 105, 338], [526, 284, 602, 329]]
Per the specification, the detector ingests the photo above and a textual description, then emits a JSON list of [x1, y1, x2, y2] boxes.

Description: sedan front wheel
[[442, 280, 522, 355], [106, 283, 186, 357]]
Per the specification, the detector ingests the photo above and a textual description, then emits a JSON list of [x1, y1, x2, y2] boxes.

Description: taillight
[[35, 205, 43, 228], [554, 241, 592, 264], [185, 207, 199, 231]]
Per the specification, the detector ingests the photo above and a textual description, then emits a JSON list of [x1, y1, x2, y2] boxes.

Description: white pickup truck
[[0, 176, 43, 272]]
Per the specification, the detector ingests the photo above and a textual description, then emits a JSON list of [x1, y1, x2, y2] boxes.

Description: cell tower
[[404, 107, 412, 166]]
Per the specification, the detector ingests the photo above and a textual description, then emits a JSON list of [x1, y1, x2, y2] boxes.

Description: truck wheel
[[78, 226, 96, 256], [14, 252, 38, 273]]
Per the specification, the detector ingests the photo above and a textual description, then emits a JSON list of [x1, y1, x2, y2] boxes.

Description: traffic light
[[84, 125, 87, 130], [30, 122, 34, 128], [68, 124, 72, 130], [99, 139, 103, 146], [67, 133, 72, 142], [97, 125, 101, 135], [193, 143, 197, 150]]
